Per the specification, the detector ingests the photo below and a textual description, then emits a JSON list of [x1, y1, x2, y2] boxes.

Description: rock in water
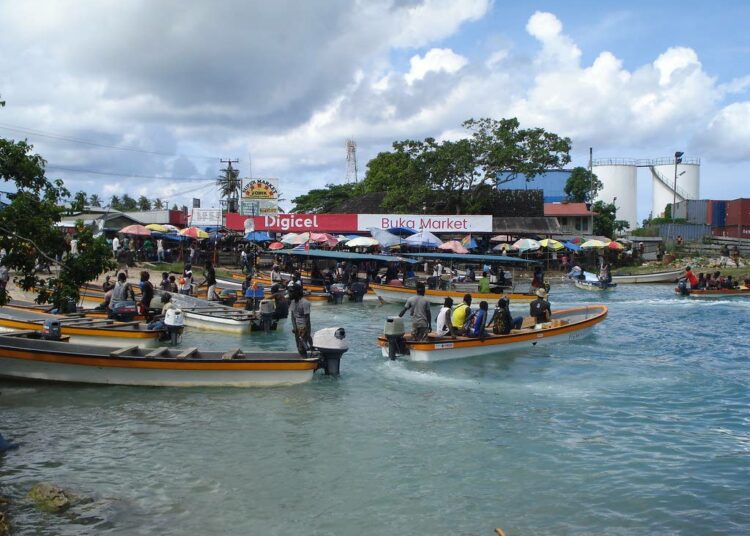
[[26, 482, 76, 513], [0, 511, 9, 536], [0, 434, 18, 453]]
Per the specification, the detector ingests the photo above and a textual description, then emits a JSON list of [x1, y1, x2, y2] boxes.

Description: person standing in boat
[[139, 271, 154, 316], [682, 266, 699, 289], [529, 288, 551, 325], [270, 284, 289, 320], [398, 282, 431, 341], [200, 260, 218, 301], [530, 266, 545, 290], [598, 262, 612, 285], [435, 297, 457, 338], [290, 283, 313, 353]]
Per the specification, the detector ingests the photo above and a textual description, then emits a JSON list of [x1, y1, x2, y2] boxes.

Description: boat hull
[[611, 270, 682, 284], [675, 288, 750, 298], [378, 305, 607, 362], [370, 283, 536, 305], [574, 280, 616, 291]]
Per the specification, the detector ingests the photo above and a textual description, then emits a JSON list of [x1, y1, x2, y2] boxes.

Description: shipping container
[[707, 200, 727, 227], [673, 199, 709, 225], [712, 226, 750, 239], [726, 198, 750, 226], [657, 223, 711, 242]]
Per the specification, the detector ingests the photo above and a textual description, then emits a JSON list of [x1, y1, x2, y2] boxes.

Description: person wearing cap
[[488, 296, 523, 335], [529, 288, 551, 325], [435, 297, 457, 338], [398, 282, 431, 341]]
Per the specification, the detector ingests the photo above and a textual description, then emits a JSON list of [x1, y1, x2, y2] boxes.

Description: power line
[[46, 164, 215, 182], [0, 122, 219, 160]]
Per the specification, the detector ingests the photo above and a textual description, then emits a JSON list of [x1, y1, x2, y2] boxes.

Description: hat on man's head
[[535, 288, 547, 298]]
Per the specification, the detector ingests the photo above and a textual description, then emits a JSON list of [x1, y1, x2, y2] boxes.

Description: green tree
[[564, 167, 602, 203], [216, 163, 241, 213], [71, 190, 88, 213], [153, 198, 164, 209], [362, 147, 429, 212], [291, 183, 361, 213], [89, 193, 102, 207], [137, 195, 152, 211], [592, 200, 630, 237], [171, 203, 179, 211], [0, 97, 115, 307], [110, 195, 122, 210], [120, 194, 137, 211]]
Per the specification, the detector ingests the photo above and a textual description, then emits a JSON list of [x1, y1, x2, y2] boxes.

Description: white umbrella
[[369, 227, 402, 248], [346, 236, 380, 247], [512, 238, 541, 252], [404, 230, 443, 247]]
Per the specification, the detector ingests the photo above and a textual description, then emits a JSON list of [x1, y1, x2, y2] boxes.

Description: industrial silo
[[649, 157, 700, 218], [592, 159, 638, 232]]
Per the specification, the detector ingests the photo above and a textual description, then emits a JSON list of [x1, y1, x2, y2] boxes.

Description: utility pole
[[345, 139, 358, 183], [219, 158, 240, 213]]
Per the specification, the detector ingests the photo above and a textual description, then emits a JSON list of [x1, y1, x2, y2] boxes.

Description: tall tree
[[291, 183, 361, 213], [110, 195, 122, 210], [137, 195, 152, 211], [362, 147, 429, 212], [120, 194, 137, 211], [592, 200, 630, 237], [0, 97, 115, 308], [71, 190, 88, 212], [171, 203, 179, 211], [216, 162, 241, 213], [89, 193, 102, 207], [564, 167, 603, 203], [153, 198, 164, 210]]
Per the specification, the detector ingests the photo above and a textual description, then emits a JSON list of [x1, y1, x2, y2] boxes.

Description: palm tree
[[216, 162, 242, 213], [137, 195, 152, 211], [110, 195, 122, 210], [89, 194, 102, 207], [153, 198, 164, 210]]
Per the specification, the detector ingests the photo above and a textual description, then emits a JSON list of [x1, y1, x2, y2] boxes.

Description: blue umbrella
[[563, 241, 582, 251], [244, 231, 271, 242]]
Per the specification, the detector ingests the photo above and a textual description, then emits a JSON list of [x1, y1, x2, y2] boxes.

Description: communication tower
[[345, 139, 358, 183]]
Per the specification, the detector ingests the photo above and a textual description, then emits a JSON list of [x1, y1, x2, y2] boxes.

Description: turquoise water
[[2, 282, 750, 535]]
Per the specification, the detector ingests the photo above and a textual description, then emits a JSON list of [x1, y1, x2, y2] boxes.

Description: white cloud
[[404, 48, 469, 85]]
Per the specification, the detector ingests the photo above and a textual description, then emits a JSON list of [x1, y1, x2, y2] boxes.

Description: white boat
[[378, 305, 607, 362], [155, 290, 269, 334], [0, 328, 348, 387], [611, 269, 682, 284], [574, 280, 617, 291]]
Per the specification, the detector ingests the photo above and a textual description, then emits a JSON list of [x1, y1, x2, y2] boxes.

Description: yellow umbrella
[[145, 223, 169, 233], [539, 238, 564, 250], [581, 239, 608, 249]]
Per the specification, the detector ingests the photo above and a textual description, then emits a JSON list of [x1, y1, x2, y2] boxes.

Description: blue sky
[[0, 0, 748, 225]]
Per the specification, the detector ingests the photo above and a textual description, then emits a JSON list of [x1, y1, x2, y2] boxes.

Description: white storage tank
[[650, 158, 700, 218], [592, 160, 638, 232]]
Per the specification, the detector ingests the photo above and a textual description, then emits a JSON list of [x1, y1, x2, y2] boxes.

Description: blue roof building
[[497, 169, 572, 203]]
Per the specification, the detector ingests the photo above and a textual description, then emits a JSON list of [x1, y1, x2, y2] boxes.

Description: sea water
[[1, 282, 749, 535]]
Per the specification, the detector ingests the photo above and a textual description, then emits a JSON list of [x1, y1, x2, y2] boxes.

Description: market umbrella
[[607, 240, 625, 250], [492, 243, 511, 252], [581, 239, 608, 249], [563, 241, 581, 251], [268, 242, 285, 250], [145, 223, 168, 233], [438, 240, 469, 254], [310, 232, 338, 244], [490, 234, 512, 242], [162, 224, 180, 232], [120, 224, 151, 236], [539, 238, 564, 250], [179, 226, 209, 239], [346, 236, 380, 248], [461, 234, 478, 249], [369, 228, 402, 248], [512, 238, 541, 252], [404, 230, 443, 248]]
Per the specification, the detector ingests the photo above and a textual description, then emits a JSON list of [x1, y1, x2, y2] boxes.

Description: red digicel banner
[[226, 213, 359, 232]]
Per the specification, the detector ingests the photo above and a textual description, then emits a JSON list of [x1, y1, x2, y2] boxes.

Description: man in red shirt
[[684, 266, 699, 288]]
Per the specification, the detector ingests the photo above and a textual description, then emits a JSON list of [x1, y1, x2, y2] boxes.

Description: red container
[[169, 210, 188, 226], [712, 226, 750, 239], [725, 198, 750, 226]]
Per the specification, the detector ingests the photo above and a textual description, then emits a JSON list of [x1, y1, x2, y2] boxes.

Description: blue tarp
[[245, 231, 272, 242], [563, 241, 582, 251], [152, 231, 189, 242]]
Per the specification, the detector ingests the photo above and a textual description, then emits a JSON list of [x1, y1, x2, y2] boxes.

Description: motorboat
[[674, 286, 750, 298], [377, 305, 608, 362], [369, 282, 538, 305], [611, 269, 682, 284], [0, 327, 348, 387], [574, 280, 617, 291]]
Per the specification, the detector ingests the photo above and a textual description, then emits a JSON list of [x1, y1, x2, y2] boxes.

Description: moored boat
[[0, 327, 348, 387], [154, 290, 274, 333], [377, 305, 608, 362], [611, 269, 682, 284], [369, 282, 538, 305], [0, 307, 161, 347], [574, 280, 617, 291]]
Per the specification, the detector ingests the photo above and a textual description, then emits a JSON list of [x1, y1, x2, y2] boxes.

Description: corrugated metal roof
[[492, 217, 561, 234], [544, 203, 595, 216]]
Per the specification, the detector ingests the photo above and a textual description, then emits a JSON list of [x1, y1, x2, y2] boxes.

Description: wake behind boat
[[0, 328, 348, 387], [378, 305, 607, 362]]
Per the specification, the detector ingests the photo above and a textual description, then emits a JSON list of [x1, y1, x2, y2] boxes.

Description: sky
[[1, 0, 749, 224]]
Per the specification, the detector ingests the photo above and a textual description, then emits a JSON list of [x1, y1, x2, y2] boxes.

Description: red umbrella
[[438, 240, 469, 254], [268, 242, 284, 250], [119, 224, 151, 236], [179, 226, 209, 239]]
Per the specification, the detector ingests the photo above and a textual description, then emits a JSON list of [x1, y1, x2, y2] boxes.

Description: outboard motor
[[109, 300, 138, 322], [41, 319, 62, 341], [312, 327, 348, 375], [677, 279, 689, 296], [383, 316, 408, 360], [258, 299, 275, 332], [329, 284, 346, 304], [219, 288, 237, 307], [164, 308, 185, 345]]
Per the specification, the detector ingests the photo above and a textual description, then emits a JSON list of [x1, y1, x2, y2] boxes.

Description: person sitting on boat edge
[[466, 301, 489, 339], [435, 297, 457, 339], [451, 294, 472, 336], [398, 282, 431, 342], [478, 271, 491, 294], [488, 297, 523, 335], [147, 293, 176, 330], [529, 288, 551, 326]]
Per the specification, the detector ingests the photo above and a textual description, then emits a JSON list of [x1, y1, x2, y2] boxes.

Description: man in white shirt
[[435, 297, 456, 338], [112, 235, 120, 258], [157, 239, 164, 262], [69, 237, 79, 256]]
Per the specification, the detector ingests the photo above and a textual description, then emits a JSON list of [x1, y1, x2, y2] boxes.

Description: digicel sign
[[225, 213, 492, 233]]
